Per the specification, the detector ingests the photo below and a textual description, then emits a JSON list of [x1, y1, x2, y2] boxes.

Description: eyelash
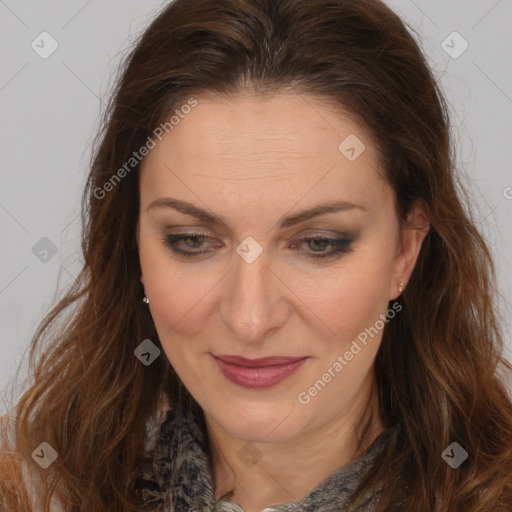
[[162, 233, 354, 260]]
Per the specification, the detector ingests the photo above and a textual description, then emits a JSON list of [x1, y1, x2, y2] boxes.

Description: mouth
[[212, 354, 309, 389]]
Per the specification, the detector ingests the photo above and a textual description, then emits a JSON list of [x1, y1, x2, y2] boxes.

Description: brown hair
[[2, 0, 512, 510]]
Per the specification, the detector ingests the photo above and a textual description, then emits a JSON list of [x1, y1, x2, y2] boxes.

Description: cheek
[[139, 236, 193, 329], [144, 266, 212, 337], [138, 233, 223, 350], [303, 239, 397, 344], [139, 222, 398, 352], [140, 258, 215, 385]]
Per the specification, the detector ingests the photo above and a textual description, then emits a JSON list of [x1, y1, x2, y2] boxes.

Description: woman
[[1, 0, 512, 510]]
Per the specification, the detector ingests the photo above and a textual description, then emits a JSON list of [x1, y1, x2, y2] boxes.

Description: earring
[[398, 282, 404, 293], [143, 296, 150, 304]]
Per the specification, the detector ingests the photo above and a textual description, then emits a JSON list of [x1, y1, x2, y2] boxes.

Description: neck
[[205, 377, 384, 512]]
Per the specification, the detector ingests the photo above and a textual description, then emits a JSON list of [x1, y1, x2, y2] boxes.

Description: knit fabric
[[137, 395, 393, 512]]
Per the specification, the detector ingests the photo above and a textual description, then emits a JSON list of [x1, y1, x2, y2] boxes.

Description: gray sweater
[[137, 396, 394, 512]]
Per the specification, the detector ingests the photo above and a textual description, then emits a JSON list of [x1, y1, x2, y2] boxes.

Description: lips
[[214, 354, 307, 367], [212, 354, 309, 388]]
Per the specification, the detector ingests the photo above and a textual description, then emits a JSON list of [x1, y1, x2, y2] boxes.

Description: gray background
[[1, 0, 511, 410]]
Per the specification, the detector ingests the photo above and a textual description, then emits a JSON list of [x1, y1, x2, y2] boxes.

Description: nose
[[219, 244, 290, 344]]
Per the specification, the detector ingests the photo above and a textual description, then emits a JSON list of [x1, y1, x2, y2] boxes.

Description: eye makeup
[[161, 231, 356, 260]]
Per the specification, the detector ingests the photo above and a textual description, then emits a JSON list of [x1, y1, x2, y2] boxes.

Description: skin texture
[[137, 91, 429, 512]]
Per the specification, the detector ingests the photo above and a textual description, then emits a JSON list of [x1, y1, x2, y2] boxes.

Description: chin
[[209, 398, 306, 443]]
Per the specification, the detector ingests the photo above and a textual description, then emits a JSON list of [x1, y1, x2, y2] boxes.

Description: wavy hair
[[1, 0, 512, 510]]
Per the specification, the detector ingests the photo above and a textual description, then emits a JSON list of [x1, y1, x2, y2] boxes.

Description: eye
[[162, 233, 214, 257], [292, 235, 354, 259], [161, 232, 355, 260]]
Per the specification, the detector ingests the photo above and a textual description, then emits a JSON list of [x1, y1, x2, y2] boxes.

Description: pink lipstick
[[213, 354, 308, 389]]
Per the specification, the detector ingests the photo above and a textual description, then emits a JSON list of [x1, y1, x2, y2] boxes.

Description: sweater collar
[[138, 395, 393, 511]]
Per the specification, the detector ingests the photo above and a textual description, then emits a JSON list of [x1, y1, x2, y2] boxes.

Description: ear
[[389, 203, 430, 301]]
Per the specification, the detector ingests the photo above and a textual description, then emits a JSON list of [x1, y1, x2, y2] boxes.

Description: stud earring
[[143, 296, 150, 304], [398, 282, 404, 293]]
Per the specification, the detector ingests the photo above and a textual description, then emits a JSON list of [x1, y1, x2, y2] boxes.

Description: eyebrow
[[147, 197, 367, 229]]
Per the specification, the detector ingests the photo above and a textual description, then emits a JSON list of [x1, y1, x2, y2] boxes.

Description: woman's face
[[137, 91, 424, 443]]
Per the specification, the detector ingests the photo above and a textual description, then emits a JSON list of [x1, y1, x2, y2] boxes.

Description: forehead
[[139, 92, 390, 219]]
